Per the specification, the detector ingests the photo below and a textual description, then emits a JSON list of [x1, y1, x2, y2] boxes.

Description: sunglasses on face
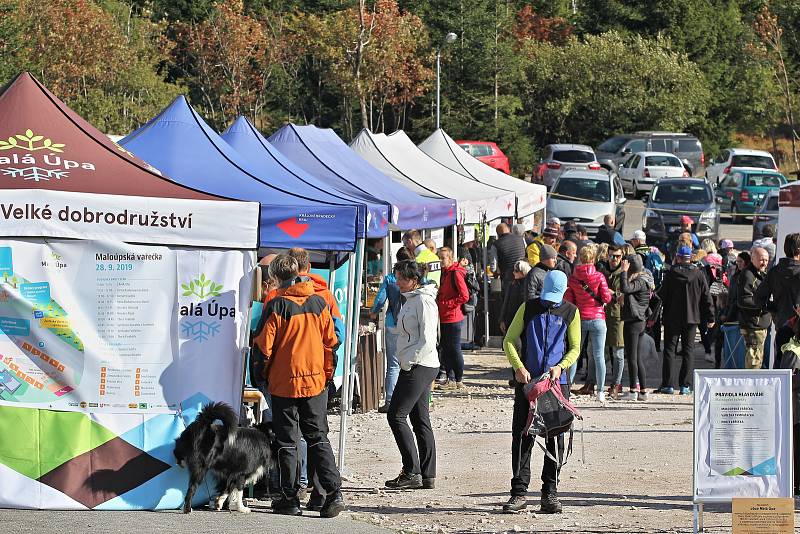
[[609, 255, 622, 259]]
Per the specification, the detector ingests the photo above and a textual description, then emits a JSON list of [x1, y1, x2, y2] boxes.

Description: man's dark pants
[[271, 390, 341, 503], [510, 382, 567, 497], [662, 324, 698, 389]]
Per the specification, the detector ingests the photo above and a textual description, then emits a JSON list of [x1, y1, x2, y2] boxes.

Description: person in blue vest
[[501, 270, 581, 515]]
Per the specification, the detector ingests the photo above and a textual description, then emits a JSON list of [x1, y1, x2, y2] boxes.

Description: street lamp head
[[444, 32, 457, 45]]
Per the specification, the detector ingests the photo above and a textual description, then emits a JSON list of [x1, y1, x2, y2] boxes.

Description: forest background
[[2, 0, 799, 175]]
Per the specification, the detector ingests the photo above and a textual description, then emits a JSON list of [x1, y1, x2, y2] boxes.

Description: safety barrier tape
[[546, 191, 774, 217]]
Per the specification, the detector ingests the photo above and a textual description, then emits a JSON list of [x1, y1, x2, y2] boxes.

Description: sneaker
[[502, 495, 527, 513], [377, 404, 389, 414], [307, 492, 325, 512], [453, 380, 464, 389], [297, 485, 308, 502], [422, 478, 435, 489], [679, 386, 692, 395], [435, 373, 448, 385], [319, 492, 346, 518], [385, 471, 423, 489], [638, 390, 648, 401], [540, 491, 563, 514], [442, 380, 459, 391], [704, 352, 714, 363], [655, 387, 675, 395], [597, 392, 606, 404], [272, 496, 302, 516], [623, 390, 638, 401]]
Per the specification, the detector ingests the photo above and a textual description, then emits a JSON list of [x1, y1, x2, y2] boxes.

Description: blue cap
[[541, 270, 568, 304], [677, 245, 692, 258]]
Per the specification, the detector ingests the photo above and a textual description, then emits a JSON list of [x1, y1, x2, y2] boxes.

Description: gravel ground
[[313, 346, 789, 534]]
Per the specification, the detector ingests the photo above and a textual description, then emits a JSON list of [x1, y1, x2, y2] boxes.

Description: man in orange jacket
[[253, 254, 344, 518]]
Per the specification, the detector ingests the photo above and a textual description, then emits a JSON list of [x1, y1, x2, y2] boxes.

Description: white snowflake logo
[[2, 167, 69, 182], [181, 320, 221, 343]]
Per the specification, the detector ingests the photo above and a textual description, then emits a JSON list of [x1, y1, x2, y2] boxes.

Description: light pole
[[436, 31, 457, 130]]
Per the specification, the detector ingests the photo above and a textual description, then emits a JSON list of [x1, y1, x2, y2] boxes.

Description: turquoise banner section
[[311, 259, 350, 380]]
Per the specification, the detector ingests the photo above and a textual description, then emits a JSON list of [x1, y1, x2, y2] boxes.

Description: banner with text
[[0, 238, 253, 414], [694, 370, 793, 503]]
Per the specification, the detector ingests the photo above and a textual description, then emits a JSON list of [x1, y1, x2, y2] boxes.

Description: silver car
[[535, 144, 602, 189], [547, 170, 627, 238], [752, 188, 779, 241], [617, 151, 689, 198]]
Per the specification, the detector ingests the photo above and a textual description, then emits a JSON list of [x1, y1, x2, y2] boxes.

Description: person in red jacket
[[435, 246, 469, 389], [565, 246, 613, 402]]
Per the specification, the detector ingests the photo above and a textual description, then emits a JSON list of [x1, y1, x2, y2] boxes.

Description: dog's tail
[[196, 402, 238, 445]]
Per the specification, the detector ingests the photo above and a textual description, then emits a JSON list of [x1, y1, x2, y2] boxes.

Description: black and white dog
[[174, 402, 273, 514]]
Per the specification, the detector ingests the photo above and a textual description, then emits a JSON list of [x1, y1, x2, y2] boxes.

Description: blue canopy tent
[[222, 117, 396, 238], [120, 96, 366, 252], [268, 123, 457, 231]]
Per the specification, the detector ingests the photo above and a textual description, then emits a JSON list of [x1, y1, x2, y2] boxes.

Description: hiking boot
[[655, 386, 675, 395], [385, 471, 423, 489], [502, 495, 527, 513], [442, 380, 459, 391], [435, 373, 448, 385], [540, 491, 563, 514], [272, 496, 302, 516], [297, 485, 308, 502], [422, 478, 435, 489], [377, 404, 389, 414], [306, 492, 325, 512], [319, 492, 346, 518], [608, 384, 622, 400], [577, 382, 595, 395]]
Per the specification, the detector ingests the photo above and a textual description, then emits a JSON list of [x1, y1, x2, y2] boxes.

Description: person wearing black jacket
[[657, 245, 714, 394], [492, 224, 528, 292], [525, 244, 557, 300], [756, 233, 800, 356], [737, 247, 772, 369], [619, 255, 653, 401], [555, 241, 576, 277], [595, 214, 617, 246]]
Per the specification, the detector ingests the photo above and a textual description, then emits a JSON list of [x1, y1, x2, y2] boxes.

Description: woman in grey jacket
[[385, 260, 440, 490], [620, 255, 654, 401]]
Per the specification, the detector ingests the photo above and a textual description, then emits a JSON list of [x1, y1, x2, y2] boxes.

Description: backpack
[[521, 377, 584, 474], [643, 251, 665, 289], [707, 264, 729, 297], [449, 269, 478, 314], [646, 291, 663, 330]]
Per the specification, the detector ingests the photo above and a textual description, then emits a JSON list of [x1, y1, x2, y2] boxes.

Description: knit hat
[[706, 253, 723, 266], [542, 224, 559, 238], [627, 254, 643, 274], [719, 239, 734, 250], [539, 244, 557, 262]]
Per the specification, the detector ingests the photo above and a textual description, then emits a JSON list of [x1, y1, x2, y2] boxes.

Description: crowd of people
[[247, 214, 800, 518]]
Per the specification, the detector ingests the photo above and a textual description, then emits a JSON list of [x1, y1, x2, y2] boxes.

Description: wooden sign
[[732, 498, 794, 534]]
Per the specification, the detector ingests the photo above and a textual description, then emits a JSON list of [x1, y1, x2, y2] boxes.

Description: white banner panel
[[0, 238, 253, 414], [0, 189, 259, 249], [694, 369, 793, 503]]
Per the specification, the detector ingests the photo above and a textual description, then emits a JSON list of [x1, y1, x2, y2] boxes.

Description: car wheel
[[731, 203, 741, 224], [633, 181, 642, 200]]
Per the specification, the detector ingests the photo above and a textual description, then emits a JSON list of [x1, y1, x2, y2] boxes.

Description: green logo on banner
[[0, 130, 65, 152], [181, 273, 223, 299]]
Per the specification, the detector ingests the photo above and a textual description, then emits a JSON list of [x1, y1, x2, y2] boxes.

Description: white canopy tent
[[350, 129, 516, 224], [418, 129, 547, 219]]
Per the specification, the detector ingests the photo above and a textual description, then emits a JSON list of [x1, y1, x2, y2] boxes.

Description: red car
[[456, 140, 511, 174]]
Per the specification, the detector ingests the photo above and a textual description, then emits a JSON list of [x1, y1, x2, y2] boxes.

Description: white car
[[617, 151, 688, 198], [547, 170, 626, 238], [705, 148, 777, 185]]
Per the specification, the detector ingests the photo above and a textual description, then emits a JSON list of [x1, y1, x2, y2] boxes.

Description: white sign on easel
[[693, 369, 793, 532]]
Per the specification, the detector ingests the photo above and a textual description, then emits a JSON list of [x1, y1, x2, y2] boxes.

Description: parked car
[[595, 131, 704, 176], [752, 188, 780, 241], [714, 168, 787, 223], [616, 151, 689, 198], [455, 140, 511, 174], [705, 148, 777, 185], [642, 178, 719, 246], [534, 144, 603, 189], [547, 169, 626, 237]]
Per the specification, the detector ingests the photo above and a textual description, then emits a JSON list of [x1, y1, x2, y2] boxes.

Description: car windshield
[[652, 183, 711, 204], [644, 155, 682, 167], [460, 144, 493, 157], [552, 177, 611, 202], [731, 154, 774, 169], [745, 173, 786, 187], [597, 136, 630, 153], [553, 150, 594, 163]]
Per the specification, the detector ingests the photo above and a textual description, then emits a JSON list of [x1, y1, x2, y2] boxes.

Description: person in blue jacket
[[370, 247, 414, 413]]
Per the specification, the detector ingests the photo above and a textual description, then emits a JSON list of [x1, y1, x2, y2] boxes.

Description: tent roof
[[223, 116, 390, 238], [268, 124, 457, 231], [350, 129, 516, 224], [0, 73, 258, 248], [121, 97, 363, 252], [418, 129, 547, 217]]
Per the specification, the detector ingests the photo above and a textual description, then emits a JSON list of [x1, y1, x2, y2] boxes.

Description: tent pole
[[338, 250, 357, 471], [347, 238, 366, 415], [328, 251, 337, 295], [451, 224, 457, 251], [481, 216, 489, 347]]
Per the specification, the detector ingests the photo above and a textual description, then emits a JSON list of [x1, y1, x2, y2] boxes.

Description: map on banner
[[0, 239, 178, 413]]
